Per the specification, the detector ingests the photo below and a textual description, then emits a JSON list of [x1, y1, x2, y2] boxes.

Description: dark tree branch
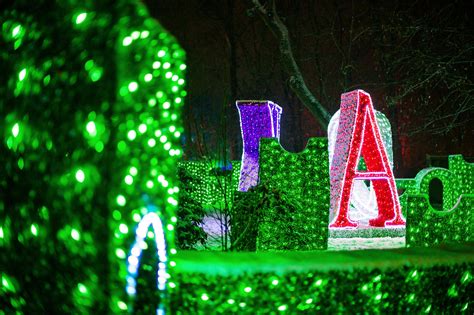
[[251, 0, 331, 130]]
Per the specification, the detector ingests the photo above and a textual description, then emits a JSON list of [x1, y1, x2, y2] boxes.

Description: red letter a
[[329, 90, 405, 228]]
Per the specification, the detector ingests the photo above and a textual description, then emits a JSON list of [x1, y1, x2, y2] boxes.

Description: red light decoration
[[330, 90, 405, 228]]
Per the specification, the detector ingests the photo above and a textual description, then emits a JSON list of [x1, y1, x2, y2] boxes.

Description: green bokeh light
[[75, 13, 87, 25]]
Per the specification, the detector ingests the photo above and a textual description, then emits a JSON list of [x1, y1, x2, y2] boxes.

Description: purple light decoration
[[237, 101, 282, 191]]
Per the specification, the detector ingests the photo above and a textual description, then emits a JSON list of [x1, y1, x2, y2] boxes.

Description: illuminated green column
[[109, 2, 186, 313]]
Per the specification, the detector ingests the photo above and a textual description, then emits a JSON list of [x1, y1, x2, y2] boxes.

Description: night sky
[[145, 0, 474, 177]]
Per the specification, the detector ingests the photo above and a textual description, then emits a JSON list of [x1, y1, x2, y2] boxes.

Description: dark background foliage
[[145, 0, 474, 177]]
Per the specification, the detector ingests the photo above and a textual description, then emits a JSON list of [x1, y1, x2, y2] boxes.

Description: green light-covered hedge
[[170, 245, 474, 314]]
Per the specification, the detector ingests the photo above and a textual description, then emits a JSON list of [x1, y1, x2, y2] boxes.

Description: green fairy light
[[95, 141, 104, 152], [147, 138, 156, 147], [112, 210, 121, 221], [30, 223, 38, 236], [86, 121, 96, 136], [122, 36, 132, 46], [116, 195, 126, 206], [77, 283, 88, 294], [278, 305, 288, 311], [89, 68, 103, 82], [124, 175, 133, 185], [84, 60, 94, 71], [148, 98, 156, 106], [129, 166, 138, 176], [115, 248, 126, 259], [71, 229, 81, 241], [117, 301, 127, 311], [118, 223, 128, 234], [18, 68, 26, 81], [127, 130, 136, 140], [144, 73, 153, 82], [75, 169, 85, 183], [75, 13, 87, 25], [461, 271, 472, 284], [132, 213, 141, 222], [12, 24, 22, 37], [157, 50, 166, 57], [17, 157, 24, 169], [138, 123, 147, 133], [128, 81, 138, 92]]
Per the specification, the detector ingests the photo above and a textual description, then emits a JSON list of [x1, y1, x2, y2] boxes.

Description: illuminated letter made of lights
[[126, 212, 168, 313], [329, 90, 405, 228], [237, 100, 282, 192], [328, 108, 395, 223]]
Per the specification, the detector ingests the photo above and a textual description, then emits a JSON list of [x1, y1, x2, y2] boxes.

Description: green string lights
[[177, 161, 241, 208], [170, 246, 473, 313], [403, 155, 474, 247], [257, 138, 330, 250], [1, 0, 185, 313], [109, 3, 186, 312]]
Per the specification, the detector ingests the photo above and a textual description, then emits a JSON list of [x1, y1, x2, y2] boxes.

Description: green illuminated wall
[[257, 137, 330, 250], [177, 139, 330, 251], [0, 0, 185, 313], [403, 155, 474, 247]]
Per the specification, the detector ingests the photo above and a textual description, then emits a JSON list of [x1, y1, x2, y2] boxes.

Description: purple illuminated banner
[[237, 101, 282, 191]]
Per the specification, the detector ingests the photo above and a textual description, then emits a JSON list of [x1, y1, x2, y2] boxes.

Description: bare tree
[[250, 0, 332, 129]]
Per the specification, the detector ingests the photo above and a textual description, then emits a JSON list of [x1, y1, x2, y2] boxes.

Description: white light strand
[[126, 212, 168, 298]]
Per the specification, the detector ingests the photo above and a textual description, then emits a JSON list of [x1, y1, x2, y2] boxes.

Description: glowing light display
[[237, 101, 282, 192], [170, 246, 473, 313], [329, 90, 405, 228], [328, 109, 394, 223], [0, 1, 184, 313], [177, 160, 241, 207], [126, 212, 168, 313], [400, 155, 474, 247], [109, 5, 185, 312], [257, 137, 330, 250]]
